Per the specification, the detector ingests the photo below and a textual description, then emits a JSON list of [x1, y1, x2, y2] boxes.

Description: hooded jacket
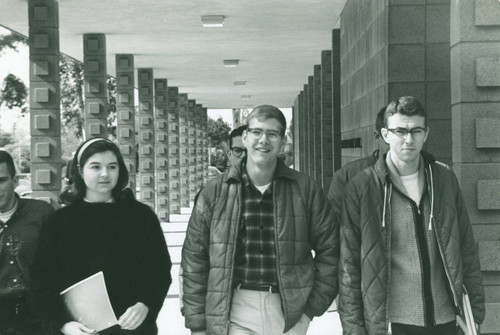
[[339, 152, 485, 335], [181, 159, 339, 334]]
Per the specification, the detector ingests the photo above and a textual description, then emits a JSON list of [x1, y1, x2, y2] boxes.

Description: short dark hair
[[246, 105, 287, 136], [0, 150, 16, 177], [375, 106, 386, 139], [229, 125, 247, 148], [60, 138, 129, 204], [384, 96, 427, 127]]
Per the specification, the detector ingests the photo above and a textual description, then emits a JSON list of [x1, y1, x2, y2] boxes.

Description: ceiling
[[0, 0, 346, 109]]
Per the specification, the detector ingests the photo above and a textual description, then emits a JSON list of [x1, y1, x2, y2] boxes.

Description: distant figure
[[328, 106, 388, 223], [227, 125, 247, 168], [339, 96, 485, 334], [0, 150, 54, 335], [32, 138, 172, 335], [182, 105, 338, 335]]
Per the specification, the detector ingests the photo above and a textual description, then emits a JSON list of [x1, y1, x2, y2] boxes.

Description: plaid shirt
[[233, 167, 278, 287]]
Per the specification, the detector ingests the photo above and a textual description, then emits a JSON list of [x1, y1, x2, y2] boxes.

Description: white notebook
[[60, 271, 118, 331]]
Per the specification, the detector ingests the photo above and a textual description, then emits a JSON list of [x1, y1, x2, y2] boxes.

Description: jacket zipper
[[384, 182, 393, 335], [226, 183, 243, 331], [412, 200, 435, 326], [272, 181, 287, 324]]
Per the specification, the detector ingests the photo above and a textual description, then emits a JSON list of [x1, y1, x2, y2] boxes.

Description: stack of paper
[[456, 285, 477, 335], [60, 272, 118, 332]]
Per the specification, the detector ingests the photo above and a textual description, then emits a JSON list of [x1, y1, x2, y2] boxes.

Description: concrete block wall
[[339, 0, 451, 166], [340, 0, 387, 165], [450, 0, 500, 333]]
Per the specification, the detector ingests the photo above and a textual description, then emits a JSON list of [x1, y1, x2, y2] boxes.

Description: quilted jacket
[[181, 159, 339, 334], [339, 152, 485, 335]]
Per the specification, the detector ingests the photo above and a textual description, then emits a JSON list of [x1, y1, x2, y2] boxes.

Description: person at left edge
[[31, 137, 172, 335], [0, 150, 54, 335]]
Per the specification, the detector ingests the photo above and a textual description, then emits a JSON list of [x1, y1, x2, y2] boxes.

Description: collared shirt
[[233, 166, 278, 287]]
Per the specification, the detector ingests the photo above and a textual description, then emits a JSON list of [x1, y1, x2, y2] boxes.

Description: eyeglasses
[[385, 127, 427, 139], [246, 128, 282, 141], [230, 147, 246, 157]]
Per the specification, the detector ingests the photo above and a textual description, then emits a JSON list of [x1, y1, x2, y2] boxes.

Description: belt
[[236, 283, 279, 293]]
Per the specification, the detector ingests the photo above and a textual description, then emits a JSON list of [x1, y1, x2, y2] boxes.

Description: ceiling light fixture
[[233, 81, 246, 86], [223, 59, 240, 67], [241, 95, 251, 100], [201, 15, 225, 28]]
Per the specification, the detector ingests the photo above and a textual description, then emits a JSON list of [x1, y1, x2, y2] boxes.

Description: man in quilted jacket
[[339, 96, 485, 335], [182, 105, 338, 335]]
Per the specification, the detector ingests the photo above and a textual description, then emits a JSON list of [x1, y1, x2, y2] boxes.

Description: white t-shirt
[[255, 182, 271, 194]]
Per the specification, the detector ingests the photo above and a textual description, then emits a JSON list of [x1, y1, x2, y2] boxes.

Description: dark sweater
[[31, 199, 172, 334]]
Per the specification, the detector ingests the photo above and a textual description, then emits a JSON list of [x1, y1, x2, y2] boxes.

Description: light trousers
[[228, 288, 311, 335]]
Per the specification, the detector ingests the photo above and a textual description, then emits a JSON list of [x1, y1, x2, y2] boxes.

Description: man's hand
[[60, 321, 97, 335], [118, 302, 149, 330]]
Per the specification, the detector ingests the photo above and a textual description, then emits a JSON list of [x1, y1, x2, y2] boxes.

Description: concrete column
[[313, 65, 322, 182], [83, 33, 108, 139], [167, 86, 180, 214], [332, 29, 341, 172], [301, 87, 308, 173], [195, 104, 204, 190], [202, 108, 209, 185], [188, 100, 197, 202], [321, 50, 333, 189], [115, 54, 136, 191], [307, 76, 314, 177], [137, 68, 155, 209], [28, 0, 61, 205], [154, 79, 169, 222], [178, 94, 190, 208], [450, 1, 500, 333], [293, 96, 300, 170], [339, 1, 451, 165]]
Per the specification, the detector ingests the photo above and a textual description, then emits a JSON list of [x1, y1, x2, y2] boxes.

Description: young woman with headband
[[32, 137, 172, 335]]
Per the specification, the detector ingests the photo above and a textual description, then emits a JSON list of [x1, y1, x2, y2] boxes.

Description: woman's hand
[[60, 321, 97, 335], [118, 302, 149, 330]]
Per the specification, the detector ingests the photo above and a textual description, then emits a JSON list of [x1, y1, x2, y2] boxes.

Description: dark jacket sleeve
[[135, 204, 172, 321], [181, 188, 212, 332], [453, 173, 485, 324], [338, 182, 368, 335], [303, 180, 339, 320], [30, 212, 71, 329], [328, 168, 348, 225]]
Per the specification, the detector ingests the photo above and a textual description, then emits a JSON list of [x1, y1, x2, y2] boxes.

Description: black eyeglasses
[[246, 128, 282, 141], [230, 147, 246, 157], [385, 127, 427, 139]]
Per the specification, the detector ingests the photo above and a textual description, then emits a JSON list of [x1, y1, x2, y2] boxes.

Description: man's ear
[[13, 175, 19, 188], [380, 128, 390, 144]]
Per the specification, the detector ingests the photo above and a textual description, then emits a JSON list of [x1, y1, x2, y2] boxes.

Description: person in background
[[0, 150, 54, 335], [32, 137, 172, 335], [182, 105, 338, 335], [339, 96, 485, 335], [227, 125, 247, 168], [328, 106, 388, 223]]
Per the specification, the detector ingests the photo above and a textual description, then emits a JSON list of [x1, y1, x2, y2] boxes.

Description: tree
[[0, 32, 27, 54], [0, 74, 28, 113], [207, 116, 231, 147]]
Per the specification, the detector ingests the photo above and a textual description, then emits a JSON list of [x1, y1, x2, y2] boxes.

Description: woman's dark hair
[[59, 138, 131, 205]]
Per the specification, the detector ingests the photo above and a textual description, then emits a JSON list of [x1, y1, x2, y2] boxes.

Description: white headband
[[77, 138, 109, 165]]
